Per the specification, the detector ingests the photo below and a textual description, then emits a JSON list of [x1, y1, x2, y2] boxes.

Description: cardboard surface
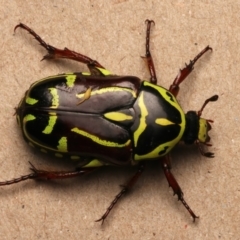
[[0, 1, 239, 239]]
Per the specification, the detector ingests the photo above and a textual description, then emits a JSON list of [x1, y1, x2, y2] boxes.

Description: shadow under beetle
[[0, 20, 218, 223]]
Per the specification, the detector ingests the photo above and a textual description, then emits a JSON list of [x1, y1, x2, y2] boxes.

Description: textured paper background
[[0, 1, 239, 239]]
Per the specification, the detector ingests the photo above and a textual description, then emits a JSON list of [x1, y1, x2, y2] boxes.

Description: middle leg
[[160, 155, 199, 221]]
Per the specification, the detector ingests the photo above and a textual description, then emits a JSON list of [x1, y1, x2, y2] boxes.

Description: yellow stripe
[[26, 97, 38, 105], [66, 75, 76, 87], [57, 137, 68, 152], [133, 92, 148, 147], [49, 88, 59, 108], [71, 127, 130, 147], [155, 118, 174, 126], [76, 87, 136, 99], [42, 115, 57, 134], [104, 112, 133, 121], [24, 114, 36, 122]]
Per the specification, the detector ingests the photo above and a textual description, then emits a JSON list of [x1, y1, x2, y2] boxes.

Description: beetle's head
[[183, 95, 218, 158]]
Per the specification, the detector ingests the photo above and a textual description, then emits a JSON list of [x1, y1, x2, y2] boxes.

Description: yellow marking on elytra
[[49, 112, 57, 116], [198, 119, 208, 142], [71, 156, 80, 160], [72, 127, 131, 147], [22, 118, 67, 154], [26, 97, 38, 105], [55, 153, 63, 158], [133, 92, 148, 147], [96, 67, 111, 76], [66, 75, 76, 87], [82, 72, 91, 76], [42, 116, 57, 134], [41, 149, 48, 153], [155, 118, 174, 126], [24, 114, 36, 123], [27, 74, 74, 92], [104, 112, 133, 121], [76, 87, 136, 99], [76, 87, 92, 105], [57, 137, 68, 152], [48, 88, 59, 108], [83, 159, 103, 168]]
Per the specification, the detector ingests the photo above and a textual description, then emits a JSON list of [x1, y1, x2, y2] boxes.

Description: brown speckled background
[[0, 1, 239, 239]]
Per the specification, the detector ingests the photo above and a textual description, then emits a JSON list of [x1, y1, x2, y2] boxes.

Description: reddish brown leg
[[96, 163, 145, 224], [0, 162, 96, 186], [161, 155, 199, 221], [14, 23, 105, 71], [142, 19, 158, 84], [169, 46, 212, 97]]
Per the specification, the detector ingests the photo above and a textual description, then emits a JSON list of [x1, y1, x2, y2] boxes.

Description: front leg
[[169, 46, 212, 97]]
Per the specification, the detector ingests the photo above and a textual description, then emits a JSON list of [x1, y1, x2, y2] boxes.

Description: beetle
[[0, 20, 218, 223]]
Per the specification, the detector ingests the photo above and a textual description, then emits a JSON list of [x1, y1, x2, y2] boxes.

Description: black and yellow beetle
[[0, 20, 218, 223]]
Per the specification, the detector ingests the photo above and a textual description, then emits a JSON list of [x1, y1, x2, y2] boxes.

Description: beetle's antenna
[[198, 95, 218, 117]]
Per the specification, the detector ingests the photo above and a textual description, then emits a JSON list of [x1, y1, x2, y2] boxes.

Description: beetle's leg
[[96, 163, 145, 224], [14, 23, 105, 73], [142, 20, 158, 84], [161, 155, 199, 221], [169, 46, 212, 97], [0, 162, 96, 186]]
